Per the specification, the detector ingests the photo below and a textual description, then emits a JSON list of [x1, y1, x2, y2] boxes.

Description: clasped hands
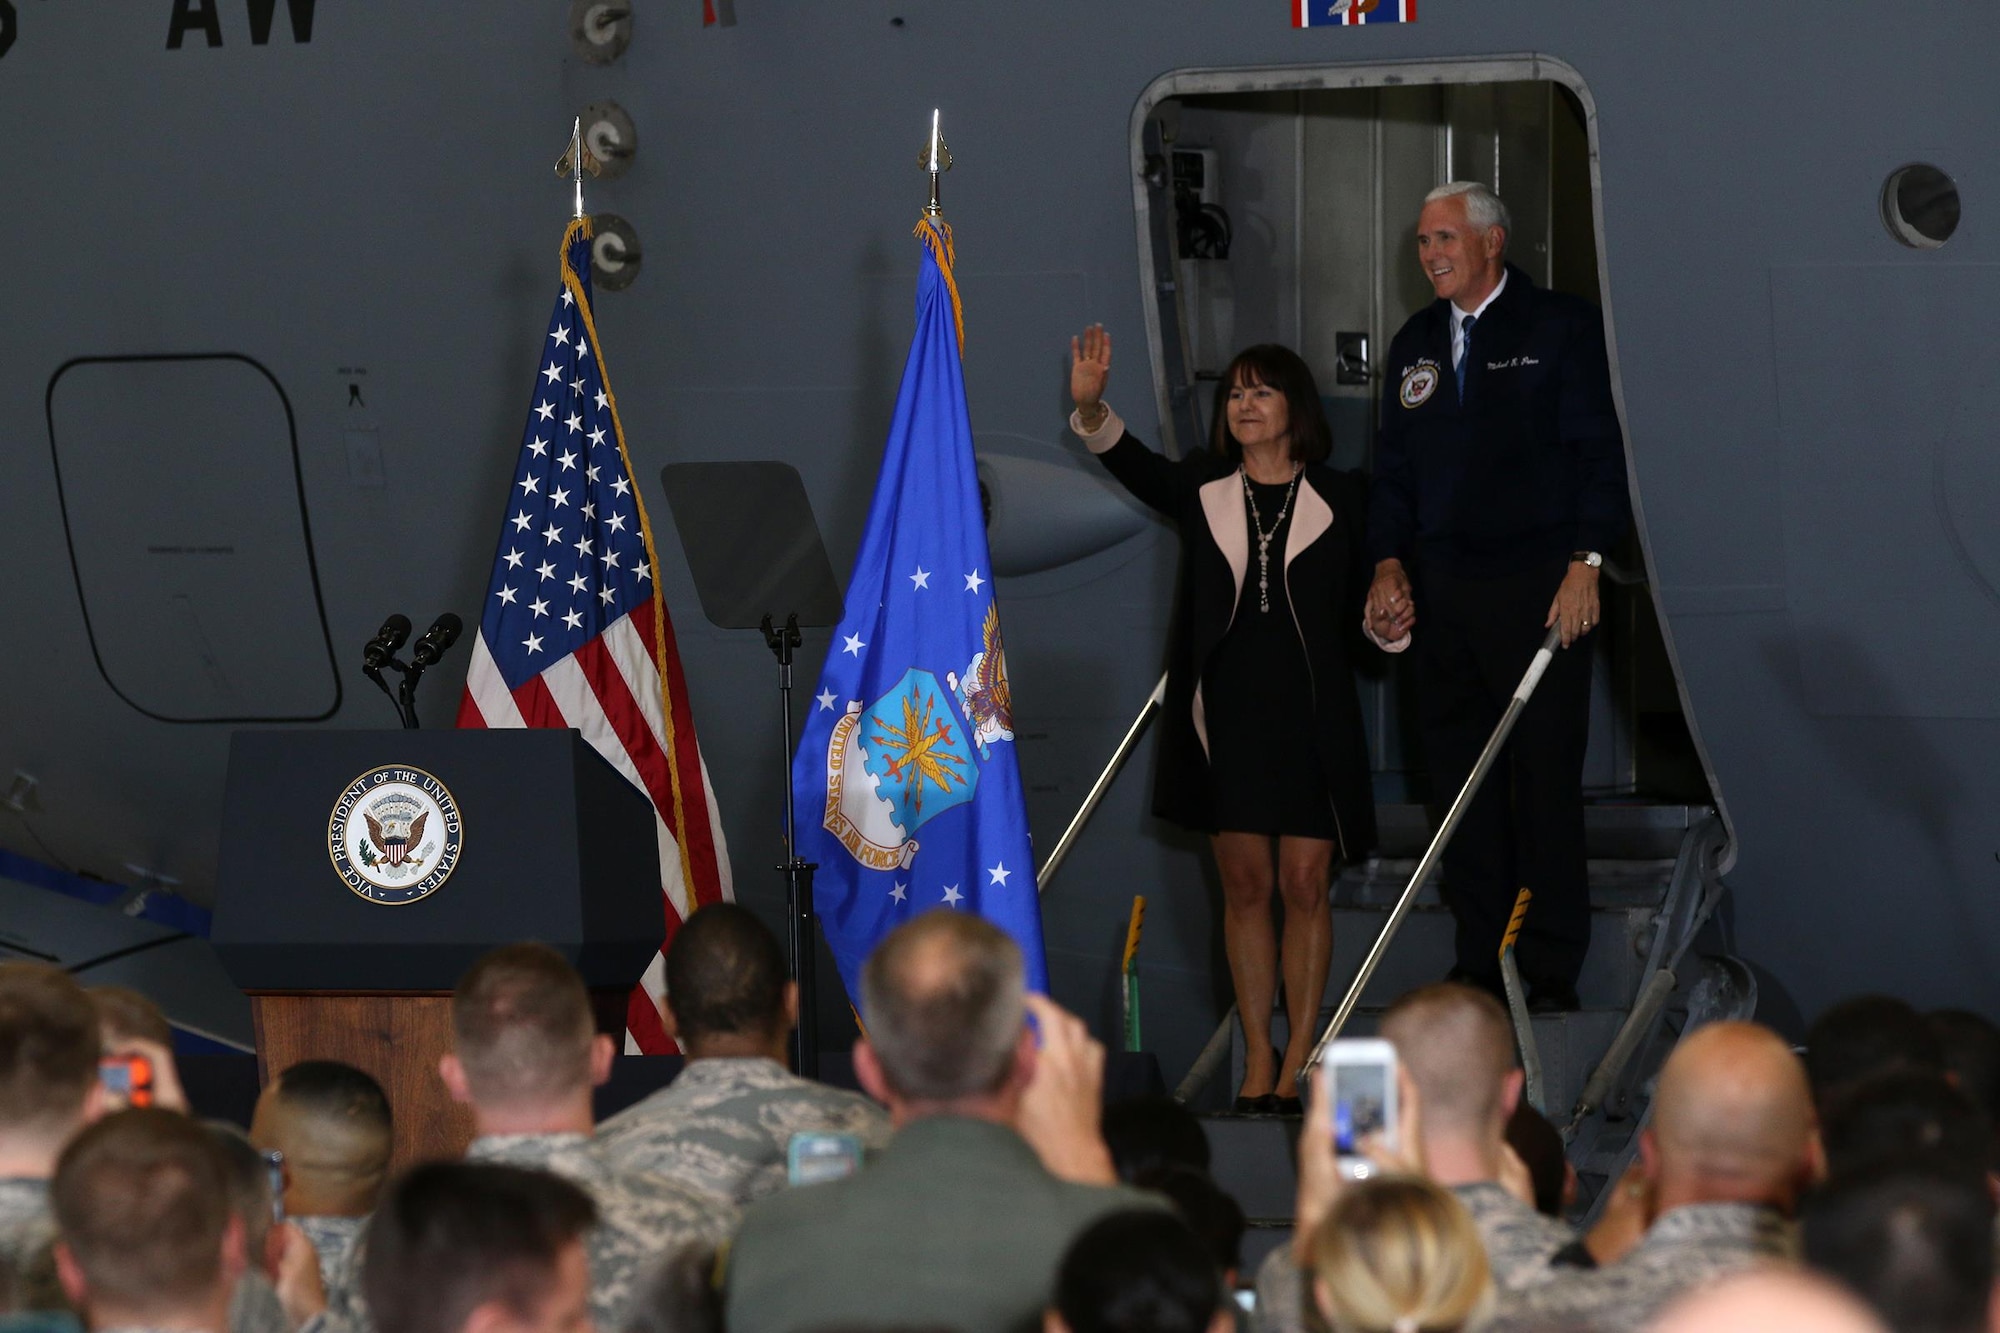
[[1364, 559, 1603, 650]]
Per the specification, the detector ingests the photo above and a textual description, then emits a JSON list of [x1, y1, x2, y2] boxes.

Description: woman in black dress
[[1069, 324, 1377, 1111]]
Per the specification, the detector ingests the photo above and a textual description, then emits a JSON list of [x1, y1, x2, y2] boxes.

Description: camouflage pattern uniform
[[467, 1133, 734, 1331], [1487, 1203, 1796, 1333], [292, 1215, 367, 1297], [1251, 1180, 1577, 1333], [1453, 1181, 1574, 1288], [0, 1178, 52, 1271], [0, 1178, 62, 1313], [595, 1057, 892, 1207]]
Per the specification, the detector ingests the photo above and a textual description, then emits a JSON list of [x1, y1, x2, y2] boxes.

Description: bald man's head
[[1380, 984, 1518, 1141], [1650, 1270, 1887, 1333], [1648, 1022, 1817, 1208]]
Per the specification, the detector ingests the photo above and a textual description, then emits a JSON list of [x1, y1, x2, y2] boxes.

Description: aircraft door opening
[[1133, 63, 1713, 812]]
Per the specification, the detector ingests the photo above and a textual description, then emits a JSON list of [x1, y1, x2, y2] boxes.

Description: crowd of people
[[0, 905, 1995, 1333]]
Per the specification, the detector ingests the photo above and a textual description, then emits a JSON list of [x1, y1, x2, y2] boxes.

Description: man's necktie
[[1456, 313, 1476, 404]]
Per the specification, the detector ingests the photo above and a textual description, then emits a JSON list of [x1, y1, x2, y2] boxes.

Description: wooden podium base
[[249, 988, 640, 1171], [251, 993, 474, 1169]]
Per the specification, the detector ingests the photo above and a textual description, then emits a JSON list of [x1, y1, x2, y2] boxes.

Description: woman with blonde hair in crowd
[[1308, 1175, 1494, 1333]]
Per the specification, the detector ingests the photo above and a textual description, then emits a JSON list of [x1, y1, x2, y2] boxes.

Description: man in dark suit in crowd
[[1366, 180, 1631, 1011], [724, 910, 1154, 1333]]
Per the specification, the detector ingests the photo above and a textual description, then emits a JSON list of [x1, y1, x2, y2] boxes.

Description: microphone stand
[[762, 612, 819, 1078]]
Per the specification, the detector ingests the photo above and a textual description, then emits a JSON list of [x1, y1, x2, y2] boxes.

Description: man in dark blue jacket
[[1364, 181, 1630, 1011]]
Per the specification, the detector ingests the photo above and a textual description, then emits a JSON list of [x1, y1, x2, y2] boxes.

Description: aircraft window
[[46, 355, 341, 724], [1881, 164, 1959, 249]]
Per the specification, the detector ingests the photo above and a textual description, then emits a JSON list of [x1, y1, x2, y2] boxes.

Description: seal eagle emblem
[[328, 765, 464, 904]]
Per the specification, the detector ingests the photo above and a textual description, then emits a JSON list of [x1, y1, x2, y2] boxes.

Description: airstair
[[1190, 802, 1751, 1272]]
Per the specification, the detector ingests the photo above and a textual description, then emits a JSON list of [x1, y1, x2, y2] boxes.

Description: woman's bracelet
[[1076, 402, 1109, 431]]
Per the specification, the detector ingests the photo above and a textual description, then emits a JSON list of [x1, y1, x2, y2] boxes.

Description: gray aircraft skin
[[0, 3, 1990, 1072]]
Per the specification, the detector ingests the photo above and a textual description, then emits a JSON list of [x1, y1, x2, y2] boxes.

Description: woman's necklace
[[1241, 463, 1302, 614]]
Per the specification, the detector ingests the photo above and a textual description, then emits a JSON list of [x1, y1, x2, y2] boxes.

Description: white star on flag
[[988, 863, 1011, 886], [503, 549, 524, 569], [964, 569, 985, 593], [910, 567, 931, 589], [496, 585, 517, 605], [942, 885, 964, 906], [842, 633, 867, 656], [816, 688, 837, 711]]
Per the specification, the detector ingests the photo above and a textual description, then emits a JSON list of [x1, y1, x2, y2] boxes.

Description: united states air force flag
[[791, 217, 1049, 1001], [1295, 0, 1416, 25]]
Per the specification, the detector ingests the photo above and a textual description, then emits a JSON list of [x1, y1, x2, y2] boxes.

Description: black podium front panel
[[212, 729, 664, 991]]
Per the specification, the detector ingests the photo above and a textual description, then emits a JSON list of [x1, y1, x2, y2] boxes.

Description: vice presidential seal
[[1399, 360, 1440, 409], [328, 765, 463, 904]]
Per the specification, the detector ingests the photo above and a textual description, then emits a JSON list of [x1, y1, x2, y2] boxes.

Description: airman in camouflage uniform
[[467, 1133, 732, 1330], [596, 1057, 891, 1206], [290, 1215, 367, 1298], [1486, 1202, 1795, 1333]]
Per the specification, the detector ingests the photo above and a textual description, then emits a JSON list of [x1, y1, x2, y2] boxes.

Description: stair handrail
[[1035, 674, 1169, 893], [1302, 625, 1565, 1080], [1564, 813, 1728, 1135]]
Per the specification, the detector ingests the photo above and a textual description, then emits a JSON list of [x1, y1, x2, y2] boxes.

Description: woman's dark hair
[[1209, 343, 1333, 466], [1055, 1209, 1224, 1333]]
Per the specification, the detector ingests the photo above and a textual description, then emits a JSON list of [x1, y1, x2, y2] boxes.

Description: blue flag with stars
[[791, 217, 1048, 1001]]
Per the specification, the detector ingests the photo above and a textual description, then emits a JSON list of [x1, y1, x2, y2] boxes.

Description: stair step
[[1334, 856, 1676, 910], [1323, 903, 1655, 1011], [1240, 1222, 1292, 1278], [1374, 803, 1712, 861]]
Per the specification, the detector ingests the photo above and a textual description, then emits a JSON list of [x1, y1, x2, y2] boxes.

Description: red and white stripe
[[459, 597, 732, 1053]]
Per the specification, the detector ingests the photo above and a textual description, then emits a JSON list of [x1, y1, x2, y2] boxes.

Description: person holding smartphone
[[1070, 327, 1379, 1113]]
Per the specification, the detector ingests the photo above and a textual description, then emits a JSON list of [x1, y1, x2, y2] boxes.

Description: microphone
[[411, 613, 464, 669], [363, 614, 412, 670]]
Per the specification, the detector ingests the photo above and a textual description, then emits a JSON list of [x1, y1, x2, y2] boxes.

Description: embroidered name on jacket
[[1486, 355, 1542, 370]]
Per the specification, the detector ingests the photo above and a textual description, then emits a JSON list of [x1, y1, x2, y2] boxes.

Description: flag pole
[[570, 117, 585, 220]]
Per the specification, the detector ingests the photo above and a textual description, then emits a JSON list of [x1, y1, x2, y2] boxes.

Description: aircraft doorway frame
[[1126, 54, 1738, 872]]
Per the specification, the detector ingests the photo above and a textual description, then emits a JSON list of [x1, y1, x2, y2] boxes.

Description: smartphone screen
[[1330, 1060, 1390, 1154], [787, 1132, 863, 1187], [1322, 1038, 1397, 1174]]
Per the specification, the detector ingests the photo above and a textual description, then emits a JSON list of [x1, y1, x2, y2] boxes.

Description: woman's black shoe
[[1233, 1093, 1282, 1115], [1272, 1095, 1304, 1117]]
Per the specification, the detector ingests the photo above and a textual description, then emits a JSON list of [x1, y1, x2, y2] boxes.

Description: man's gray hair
[[1426, 181, 1511, 243], [861, 910, 1025, 1102]]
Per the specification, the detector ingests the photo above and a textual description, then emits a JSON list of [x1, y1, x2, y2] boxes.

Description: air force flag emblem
[[823, 667, 980, 871]]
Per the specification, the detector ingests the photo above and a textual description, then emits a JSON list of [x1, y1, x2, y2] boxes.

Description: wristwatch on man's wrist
[[1571, 550, 1604, 568]]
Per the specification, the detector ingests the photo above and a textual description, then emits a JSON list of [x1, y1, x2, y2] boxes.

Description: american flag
[[458, 218, 732, 1053]]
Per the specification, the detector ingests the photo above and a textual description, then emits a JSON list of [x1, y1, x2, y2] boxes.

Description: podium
[[211, 730, 665, 1166]]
